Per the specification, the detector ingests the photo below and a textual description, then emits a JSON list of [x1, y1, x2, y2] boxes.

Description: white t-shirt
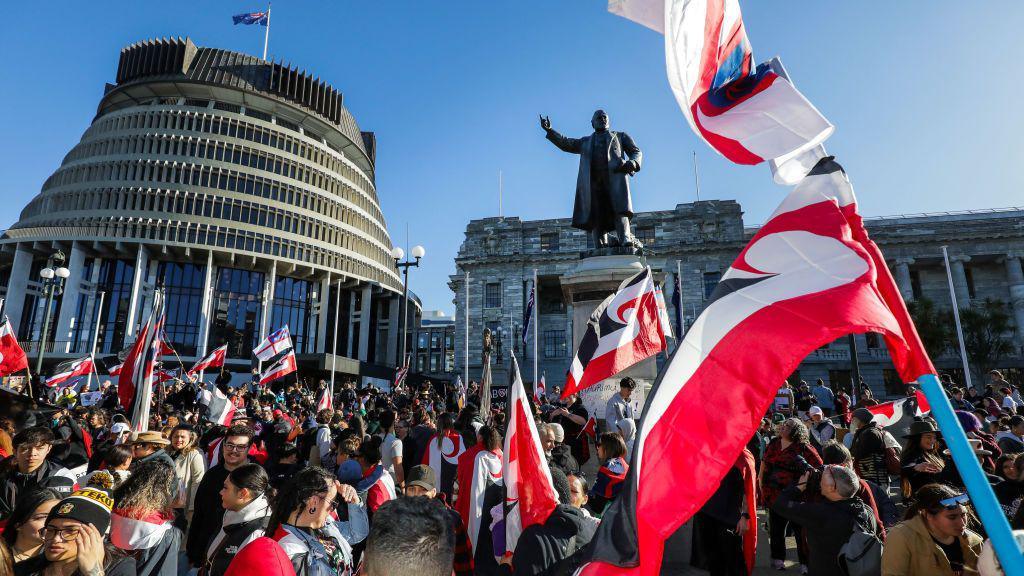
[[380, 432, 403, 478]]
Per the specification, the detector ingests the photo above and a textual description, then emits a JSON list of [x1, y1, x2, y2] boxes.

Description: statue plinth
[[560, 254, 658, 422]]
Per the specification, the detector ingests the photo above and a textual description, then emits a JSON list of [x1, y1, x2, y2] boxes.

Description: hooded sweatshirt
[[223, 537, 296, 576], [109, 508, 182, 576], [205, 493, 272, 576]]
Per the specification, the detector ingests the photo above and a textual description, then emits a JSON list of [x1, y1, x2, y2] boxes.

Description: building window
[[635, 226, 655, 246], [910, 270, 922, 300], [485, 282, 502, 309], [703, 271, 721, 300], [865, 332, 882, 349], [540, 232, 559, 252], [964, 267, 976, 300], [158, 262, 206, 356], [431, 332, 442, 350], [270, 276, 314, 354], [543, 330, 567, 358], [430, 354, 441, 372], [418, 333, 429, 350], [209, 268, 265, 359]]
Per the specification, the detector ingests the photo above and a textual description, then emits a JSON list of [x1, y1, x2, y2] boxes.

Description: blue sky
[[3, 2, 1022, 315]]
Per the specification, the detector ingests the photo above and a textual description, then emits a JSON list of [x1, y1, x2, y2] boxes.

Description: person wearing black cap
[[604, 378, 636, 435], [13, 488, 136, 576], [404, 465, 473, 576]]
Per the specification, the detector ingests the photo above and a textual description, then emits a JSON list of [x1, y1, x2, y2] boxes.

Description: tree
[[959, 298, 1014, 378], [907, 298, 953, 361]]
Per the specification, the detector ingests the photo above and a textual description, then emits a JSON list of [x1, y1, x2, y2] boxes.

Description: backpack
[[838, 503, 883, 576]]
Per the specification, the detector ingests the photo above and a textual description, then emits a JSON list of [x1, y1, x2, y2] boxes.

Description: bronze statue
[[541, 110, 643, 249]]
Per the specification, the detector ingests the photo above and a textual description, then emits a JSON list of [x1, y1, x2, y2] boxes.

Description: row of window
[[536, 226, 657, 253], [82, 107, 379, 219], [62, 130, 383, 228], [28, 188, 389, 270], [12, 217, 399, 289], [33, 158, 391, 260]]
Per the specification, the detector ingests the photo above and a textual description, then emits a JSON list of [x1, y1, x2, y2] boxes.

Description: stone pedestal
[[560, 254, 659, 422]]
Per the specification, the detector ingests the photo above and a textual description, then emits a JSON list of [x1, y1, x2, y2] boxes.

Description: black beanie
[[47, 488, 114, 534]]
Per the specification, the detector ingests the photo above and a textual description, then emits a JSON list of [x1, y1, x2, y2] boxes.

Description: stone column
[[80, 257, 103, 354], [315, 273, 331, 354], [346, 290, 356, 358], [892, 257, 915, 303], [124, 246, 149, 338], [195, 251, 215, 360], [358, 284, 372, 362], [5, 244, 35, 337], [948, 255, 971, 309], [54, 242, 87, 353], [386, 295, 400, 366], [1006, 254, 1024, 348]]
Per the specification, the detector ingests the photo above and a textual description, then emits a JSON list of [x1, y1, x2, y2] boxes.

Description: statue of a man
[[541, 110, 643, 249]]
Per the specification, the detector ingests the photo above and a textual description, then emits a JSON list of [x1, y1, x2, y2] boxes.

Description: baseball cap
[[406, 465, 436, 491], [808, 406, 823, 417]]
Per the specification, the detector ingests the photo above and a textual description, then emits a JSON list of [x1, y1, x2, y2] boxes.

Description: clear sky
[[3, 2, 1022, 316]]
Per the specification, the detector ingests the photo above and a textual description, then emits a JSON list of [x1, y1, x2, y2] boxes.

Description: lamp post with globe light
[[392, 245, 425, 369], [34, 250, 71, 379]]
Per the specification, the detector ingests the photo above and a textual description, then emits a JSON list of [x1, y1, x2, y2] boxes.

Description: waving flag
[[609, 0, 832, 180], [0, 318, 29, 377], [46, 357, 94, 389], [654, 282, 673, 340], [187, 344, 227, 377], [316, 385, 333, 411], [118, 291, 166, 432], [522, 285, 535, 346], [260, 350, 297, 386], [199, 383, 236, 426], [577, 157, 934, 575], [534, 373, 546, 405], [867, 389, 932, 428], [253, 326, 292, 361], [232, 11, 268, 25], [503, 353, 560, 554], [563, 267, 667, 398], [454, 375, 467, 411], [463, 446, 502, 555], [423, 428, 466, 501]]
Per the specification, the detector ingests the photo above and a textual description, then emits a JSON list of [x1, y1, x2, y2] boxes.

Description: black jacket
[[0, 458, 76, 519], [773, 486, 878, 576], [547, 445, 580, 477], [186, 463, 232, 565], [498, 505, 592, 576]]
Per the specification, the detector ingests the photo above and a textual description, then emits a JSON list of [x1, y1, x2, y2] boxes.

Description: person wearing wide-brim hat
[[900, 419, 947, 496], [129, 431, 175, 469]]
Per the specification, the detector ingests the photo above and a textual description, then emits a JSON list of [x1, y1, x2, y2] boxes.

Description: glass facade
[[158, 262, 206, 356], [69, 259, 96, 353], [270, 276, 313, 354], [95, 259, 136, 354], [209, 268, 265, 359]]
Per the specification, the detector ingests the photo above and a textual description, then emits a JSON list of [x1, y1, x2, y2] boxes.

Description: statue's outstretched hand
[[540, 115, 552, 132], [615, 160, 637, 174]]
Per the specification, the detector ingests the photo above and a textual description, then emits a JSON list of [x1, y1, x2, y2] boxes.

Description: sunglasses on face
[[939, 493, 970, 509]]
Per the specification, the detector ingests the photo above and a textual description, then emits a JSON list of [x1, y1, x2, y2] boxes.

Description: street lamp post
[[34, 250, 71, 380], [392, 245, 425, 368]]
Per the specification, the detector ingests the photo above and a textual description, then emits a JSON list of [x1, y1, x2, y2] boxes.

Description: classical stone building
[[0, 38, 415, 384], [450, 201, 1024, 399]]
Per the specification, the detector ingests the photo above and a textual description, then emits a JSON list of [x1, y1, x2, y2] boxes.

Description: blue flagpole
[[919, 373, 1024, 575]]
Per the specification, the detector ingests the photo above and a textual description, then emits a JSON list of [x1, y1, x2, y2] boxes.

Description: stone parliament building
[[451, 200, 1024, 400]]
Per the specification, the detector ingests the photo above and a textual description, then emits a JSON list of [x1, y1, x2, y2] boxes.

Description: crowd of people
[[0, 368, 1022, 576]]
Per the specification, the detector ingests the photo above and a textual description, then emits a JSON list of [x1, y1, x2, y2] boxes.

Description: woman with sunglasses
[[267, 467, 368, 576], [881, 483, 983, 576]]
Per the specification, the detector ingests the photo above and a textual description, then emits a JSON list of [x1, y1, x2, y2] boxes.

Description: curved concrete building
[[2, 38, 411, 379]]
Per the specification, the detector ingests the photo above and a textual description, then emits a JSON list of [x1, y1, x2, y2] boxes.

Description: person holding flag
[[550, 394, 590, 467]]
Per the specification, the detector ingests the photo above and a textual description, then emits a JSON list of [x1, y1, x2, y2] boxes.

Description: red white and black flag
[[868, 389, 932, 428], [46, 356, 94, 389], [503, 352, 559, 554], [577, 158, 934, 575], [0, 317, 28, 377], [199, 382, 236, 426], [118, 290, 166, 432], [260, 350, 297, 387], [187, 344, 227, 377], [563, 267, 667, 397], [316, 384, 333, 411]]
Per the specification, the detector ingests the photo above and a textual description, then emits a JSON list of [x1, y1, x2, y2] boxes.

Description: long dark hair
[[2, 489, 59, 545], [265, 466, 334, 536], [113, 461, 176, 517], [436, 413, 455, 449], [904, 483, 977, 527]]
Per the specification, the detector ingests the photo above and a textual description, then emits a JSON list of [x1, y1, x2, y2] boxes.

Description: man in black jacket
[[497, 468, 592, 575], [185, 424, 254, 567], [0, 427, 76, 519]]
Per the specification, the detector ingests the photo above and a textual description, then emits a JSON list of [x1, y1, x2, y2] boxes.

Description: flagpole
[[941, 246, 973, 390], [331, 278, 340, 392], [85, 290, 105, 393], [533, 269, 538, 387], [262, 3, 271, 60], [464, 271, 470, 387]]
